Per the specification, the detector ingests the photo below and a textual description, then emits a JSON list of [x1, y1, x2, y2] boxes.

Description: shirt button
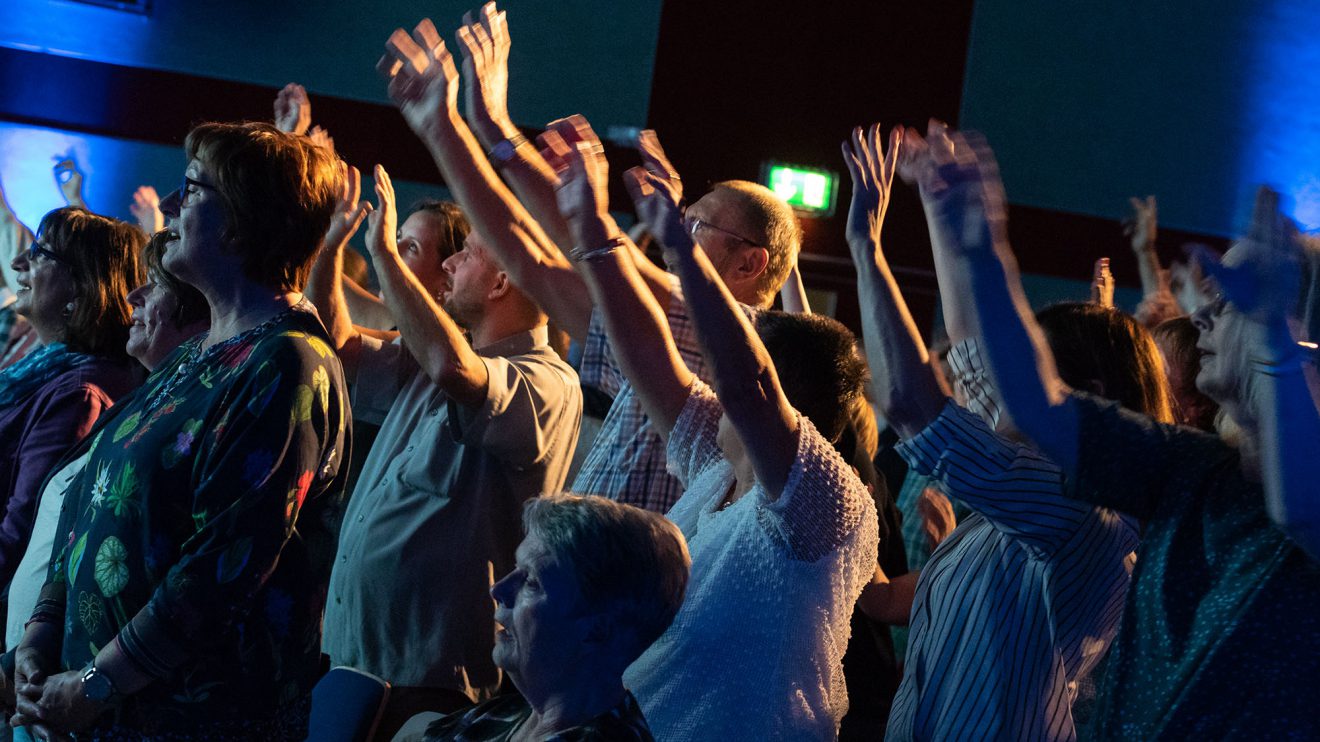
[[357, 515, 364, 522], [406, 445, 415, 453]]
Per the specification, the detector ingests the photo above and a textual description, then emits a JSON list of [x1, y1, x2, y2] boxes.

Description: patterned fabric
[[570, 280, 756, 513], [0, 342, 92, 408], [624, 380, 878, 741], [886, 401, 1138, 742], [1066, 393, 1320, 740], [420, 692, 654, 741], [0, 297, 17, 349], [32, 303, 350, 738]]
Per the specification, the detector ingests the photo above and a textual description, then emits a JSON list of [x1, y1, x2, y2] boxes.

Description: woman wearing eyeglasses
[[9, 122, 351, 742], [0, 207, 145, 598]]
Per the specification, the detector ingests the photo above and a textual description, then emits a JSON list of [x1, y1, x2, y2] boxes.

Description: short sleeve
[[1065, 391, 1234, 520], [352, 334, 413, 425], [448, 352, 582, 467], [115, 334, 348, 678], [947, 338, 1005, 431], [760, 415, 873, 563], [665, 380, 725, 488]]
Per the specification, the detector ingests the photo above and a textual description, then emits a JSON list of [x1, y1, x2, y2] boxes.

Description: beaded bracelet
[[570, 235, 628, 262]]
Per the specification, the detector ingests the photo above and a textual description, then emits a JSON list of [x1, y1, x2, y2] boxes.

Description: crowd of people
[[0, 3, 1316, 740]]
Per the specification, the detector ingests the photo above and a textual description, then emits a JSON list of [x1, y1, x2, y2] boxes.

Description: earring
[[64, 301, 75, 316]]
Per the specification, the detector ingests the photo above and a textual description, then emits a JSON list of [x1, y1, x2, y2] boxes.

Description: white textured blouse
[[624, 380, 879, 741]]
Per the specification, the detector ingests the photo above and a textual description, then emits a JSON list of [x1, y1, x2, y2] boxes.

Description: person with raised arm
[[533, 113, 875, 741], [317, 153, 580, 740], [847, 122, 1156, 741], [932, 126, 1320, 738], [398, 5, 799, 513]]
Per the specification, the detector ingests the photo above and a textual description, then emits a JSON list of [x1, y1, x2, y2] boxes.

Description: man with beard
[[311, 163, 581, 740]]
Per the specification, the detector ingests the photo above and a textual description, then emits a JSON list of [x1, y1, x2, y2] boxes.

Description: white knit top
[[624, 380, 879, 741]]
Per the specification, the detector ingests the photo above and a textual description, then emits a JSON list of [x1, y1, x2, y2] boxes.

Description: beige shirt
[[323, 325, 581, 698]]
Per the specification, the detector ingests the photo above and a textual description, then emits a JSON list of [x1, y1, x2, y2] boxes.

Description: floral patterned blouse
[[32, 303, 350, 739]]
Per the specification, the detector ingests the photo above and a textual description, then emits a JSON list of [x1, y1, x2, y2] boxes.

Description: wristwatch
[[488, 132, 529, 167], [81, 664, 119, 704]]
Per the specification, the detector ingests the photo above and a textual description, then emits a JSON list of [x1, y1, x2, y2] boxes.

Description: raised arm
[[843, 123, 946, 439], [273, 83, 312, 136], [304, 162, 372, 374], [129, 186, 164, 235], [623, 137, 799, 498], [379, 21, 593, 340], [0, 174, 33, 294], [1194, 188, 1320, 559], [913, 125, 1080, 469], [53, 156, 86, 210], [1124, 195, 1183, 326], [366, 165, 489, 406]]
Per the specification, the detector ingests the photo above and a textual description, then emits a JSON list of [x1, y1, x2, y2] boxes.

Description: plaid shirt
[[571, 279, 756, 513]]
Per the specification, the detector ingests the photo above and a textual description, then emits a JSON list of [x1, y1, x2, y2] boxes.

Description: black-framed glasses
[[28, 239, 67, 266], [681, 215, 759, 247], [179, 175, 216, 206]]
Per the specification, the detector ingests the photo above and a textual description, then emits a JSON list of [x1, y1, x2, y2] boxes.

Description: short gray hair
[[711, 180, 800, 307], [523, 494, 690, 659]]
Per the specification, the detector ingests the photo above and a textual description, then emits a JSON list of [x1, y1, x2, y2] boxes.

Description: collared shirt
[[624, 381, 878, 741], [571, 281, 755, 513], [885, 340, 1139, 742], [324, 325, 581, 698], [411, 691, 654, 742], [1065, 393, 1320, 739], [35, 306, 350, 737]]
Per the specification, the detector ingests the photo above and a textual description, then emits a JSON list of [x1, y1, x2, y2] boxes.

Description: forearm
[[304, 245, 360, 373], [779, 262, 811, 314], [925, 203, 982, 344], [852, 237, 946, 438], [421, 115, 591, 338], [342, 276, 397, 331], [858, 568, 919, 626], [574, 235, 692, 438], [961, 244, 1079, 469], [371, 248, 488, 407], [1252, 325, 1320, 557], [1133, 245, 1166, 297], [471, 117, 575, 250]]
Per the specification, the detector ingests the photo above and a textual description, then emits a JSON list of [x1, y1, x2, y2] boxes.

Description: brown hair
[[142, 230, 210, 328], [1152, 316, 1219, 430], [184, 121, 339, 290], [409, 198, 470, 264], [36, 207, 145, 358], [1036, 302, 1173, 423]]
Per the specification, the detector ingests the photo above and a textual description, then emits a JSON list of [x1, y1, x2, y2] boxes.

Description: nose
[[159, 188, 182, 218], [441, 251, 460, 274], [1191, 302, 1212, 333], [127, 283, 148, 307], [11, 251, 28, 272], [490, 570, 515, 607]]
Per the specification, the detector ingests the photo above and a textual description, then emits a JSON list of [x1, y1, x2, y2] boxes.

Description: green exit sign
[[763, 162, 838, 216]]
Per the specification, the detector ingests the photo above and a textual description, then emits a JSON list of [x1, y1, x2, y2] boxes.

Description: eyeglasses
[[681, 215, 759, 247], [28, 240, 67, 266], [179, 175, 216, 206]]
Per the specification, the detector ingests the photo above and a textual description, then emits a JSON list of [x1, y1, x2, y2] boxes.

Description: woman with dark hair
[[0, 207, 144, 591], [1151, 316, 1219, 431], [11, 121, 351, 741], [124, 229, 210, 371]]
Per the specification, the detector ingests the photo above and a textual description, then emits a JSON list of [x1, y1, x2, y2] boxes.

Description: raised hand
[[1090, 257, 1115, 308], [914, 121, 1010, 258], [538, 116, 613, 247], [455, 2, 516, 143], [623, 129, 689, 252], [52, 155, 86, 208], [1190, 186, 1302, 325], [273, 83, 312, 136], [307, 125, 335, 154], [1124, 195, 1158, 254], [918, 487, 957, 552], [323, 161, 373, 254], [365, 165, 399, 259], [379, 20, 461, 141], [636, 129, 684, 206], [129, 185, 164, 235], [840, 123, 901, 248]]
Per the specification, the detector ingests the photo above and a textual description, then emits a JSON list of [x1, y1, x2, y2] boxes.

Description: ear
[[487, 270, 511, 301], [732, 245, 770, 283]]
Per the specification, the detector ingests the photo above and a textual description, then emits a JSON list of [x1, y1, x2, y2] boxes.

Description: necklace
[[140, 301, 304, 416]]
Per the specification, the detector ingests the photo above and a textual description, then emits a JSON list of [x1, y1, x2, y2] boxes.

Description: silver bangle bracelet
[[570, 235, 628, 262]]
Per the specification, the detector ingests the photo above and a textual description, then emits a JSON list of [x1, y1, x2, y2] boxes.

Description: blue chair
[[306, 665, 391, 742]]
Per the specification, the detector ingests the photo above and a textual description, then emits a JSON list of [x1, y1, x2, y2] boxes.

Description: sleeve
[[665, 379, 726, 488], [577, 306, 625, 399], [351, 334, 412, 426], [113, 335, 347, 679], [947, 337, 1006, 431], [1064, 391, 1232, 521], [759, 415, 874, 563], [448, 352, 582, 468], [1, 381, 111, 585], [898, 399, 1100, 558]]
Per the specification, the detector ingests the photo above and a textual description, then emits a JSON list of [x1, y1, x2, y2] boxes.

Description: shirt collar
[[475, 324, 549, 358]]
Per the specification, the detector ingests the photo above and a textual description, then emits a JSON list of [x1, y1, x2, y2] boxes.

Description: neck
[[469, 310, 542, 350], [519, 674, 626, 739], [204, 282, 299, 347]]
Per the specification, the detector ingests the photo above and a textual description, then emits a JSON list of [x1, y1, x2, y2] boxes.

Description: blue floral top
[[33, 304, 350, 739]]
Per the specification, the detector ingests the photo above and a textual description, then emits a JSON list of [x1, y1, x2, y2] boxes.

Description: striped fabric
[[885, 399, 1138, 742]]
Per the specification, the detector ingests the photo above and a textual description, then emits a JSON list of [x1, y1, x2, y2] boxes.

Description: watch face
[[83, 669, 114, 702], [491, 140, 517, 163]]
